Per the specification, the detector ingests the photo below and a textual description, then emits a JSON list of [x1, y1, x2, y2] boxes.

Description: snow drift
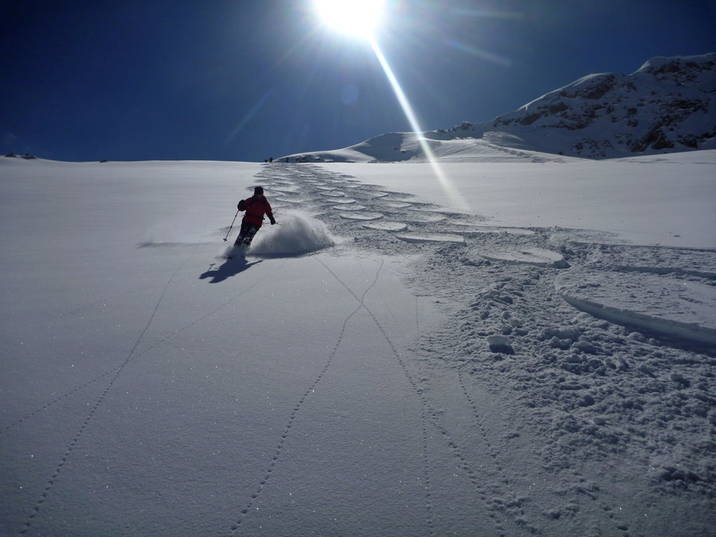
[[555, 269, 716, 347], [249, 211, 335, 257]]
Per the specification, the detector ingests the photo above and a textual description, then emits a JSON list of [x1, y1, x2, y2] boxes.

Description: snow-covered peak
[[280, 52, 716, 162], [485, 52, 716, 158], [636, 53, 716, 76]]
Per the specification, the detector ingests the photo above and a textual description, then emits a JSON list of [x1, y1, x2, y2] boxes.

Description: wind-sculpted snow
[[248, 211, 335, 257], [556, 269, 716, 346]]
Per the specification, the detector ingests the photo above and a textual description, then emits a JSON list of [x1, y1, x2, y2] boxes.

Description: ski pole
[[222, 208, 240, 242]]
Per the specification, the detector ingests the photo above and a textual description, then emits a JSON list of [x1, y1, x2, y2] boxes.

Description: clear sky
[[2, 0, 715, 162]]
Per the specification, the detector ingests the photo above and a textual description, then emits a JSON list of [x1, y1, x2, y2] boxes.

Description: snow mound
[[480, 246, 568, 267], [581, 244, 716, 279], [274, 197, 308, 204], [449, 224, 535, 236], [249, 212, 335, 257], [396, 233, 465, 244], [556, 270, 716, 346], [320, 191, 346, 198], [332, 204, 367, 211], [380, 201, 413, 209], [338, 212, 383, 221], [402, 212, 447, 223], [362, 221, 408, 232]]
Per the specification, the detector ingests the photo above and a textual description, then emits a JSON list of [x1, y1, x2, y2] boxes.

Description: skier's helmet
[[254, 186, 264, 196]]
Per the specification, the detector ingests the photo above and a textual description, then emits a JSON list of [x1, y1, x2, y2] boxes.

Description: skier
[[234, 186, 276, 247]]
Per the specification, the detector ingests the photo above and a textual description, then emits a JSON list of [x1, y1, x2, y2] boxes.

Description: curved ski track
[[222, 260, 385, 536], [316, 257, 519, 537]]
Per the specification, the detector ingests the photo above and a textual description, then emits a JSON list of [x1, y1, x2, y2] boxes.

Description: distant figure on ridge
[[234, 186, 276, 248]]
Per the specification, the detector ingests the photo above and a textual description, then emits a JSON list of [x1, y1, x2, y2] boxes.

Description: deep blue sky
[[2, 0, 715, 162]]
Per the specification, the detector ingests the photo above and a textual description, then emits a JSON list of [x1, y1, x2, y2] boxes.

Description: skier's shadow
[[199, 255, 262, 283]]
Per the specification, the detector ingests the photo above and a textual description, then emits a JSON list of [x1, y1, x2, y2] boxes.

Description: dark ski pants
[[235, 220, 261, 246]]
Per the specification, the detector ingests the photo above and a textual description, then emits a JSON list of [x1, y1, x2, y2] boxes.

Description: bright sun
[[312, 0, 386, 39]]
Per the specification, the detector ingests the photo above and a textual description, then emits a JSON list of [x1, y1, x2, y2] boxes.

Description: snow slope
[[279, 131, 571, 164], [1, 156, 714, 536], [280, 53, 716, 162], [322, 150, 716, 249]]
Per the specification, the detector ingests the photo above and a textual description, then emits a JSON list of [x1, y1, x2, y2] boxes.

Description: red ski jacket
[[239, 195, 274, 227]]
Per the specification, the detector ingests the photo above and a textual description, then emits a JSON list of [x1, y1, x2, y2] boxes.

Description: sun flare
[[312, 0, 385, 38]]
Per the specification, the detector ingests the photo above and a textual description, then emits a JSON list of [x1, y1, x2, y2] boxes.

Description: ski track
[[1, 266, 274, 438], [316, 258, 438, 535], [264, 163, 541, 535], [223, 260, 385, 536], [266, 164, 533, 533], [11, 163, 692, 535], [18, 260, 186, 535], [316, 257, 517, 537], [255, 162, 716, 536]]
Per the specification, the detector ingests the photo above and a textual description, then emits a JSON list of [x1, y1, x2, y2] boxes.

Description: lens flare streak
[[370, 40, 468, 210], [225, 89, 275, 144], [445, 39, 512, 67]]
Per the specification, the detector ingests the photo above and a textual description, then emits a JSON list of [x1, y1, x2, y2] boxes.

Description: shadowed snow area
[[248, 211, 335, 257]]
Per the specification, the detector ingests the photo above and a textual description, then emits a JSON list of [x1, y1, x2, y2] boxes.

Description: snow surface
[[479, 246, 568, 268], [1, 155, 715, 536], [396, 233, 465, 244], [556, 270, 716, 346], [322, 150, 716, 249]]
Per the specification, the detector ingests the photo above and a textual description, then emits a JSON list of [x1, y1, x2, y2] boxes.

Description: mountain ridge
[[280, 52, 716, 162]]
